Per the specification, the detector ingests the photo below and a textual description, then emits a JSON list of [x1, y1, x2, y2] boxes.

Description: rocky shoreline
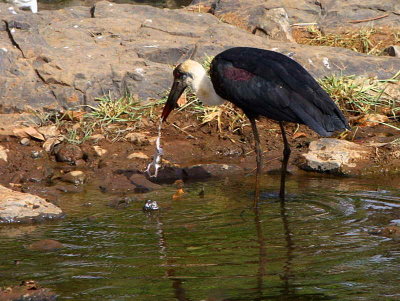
[[0, 0, 399, 225]]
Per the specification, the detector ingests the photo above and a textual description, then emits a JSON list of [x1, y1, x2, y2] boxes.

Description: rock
[[60, 170, 85, 185], [127, 152, 149, 160], [0, 280, 56, 301], [384, 45, 400, 57], [28, 239, 64, 251], [0, 145, 9, 162], [93, 145, 107, 156], [192, 0, 400, 29], [251, 7, 295, 42], [31, 150, 43, 159], [98, 173, 135, 193], [299, 138, 371, 174], [12, 126, 45, 141], [143, 200, 159, 211], [107, 196, 136, 209], [184, 163, 244, 178], [54, 184, 84, 193], [37, 125, 60, 139], [125, 132, 150, 146], [42, 136, 63, 152], [54, 144, 84, 164], [0, 1, 398, 112], [380, 226, 400, 239], [148, 166, 185, 184], [20, 137, 30, 146], [0, 185, 63, 223], [129, 173, 162, 192], [0, 113, 39, 136]]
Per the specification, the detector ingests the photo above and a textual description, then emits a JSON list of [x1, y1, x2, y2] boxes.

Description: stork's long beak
[[161, 79, 187, 121]]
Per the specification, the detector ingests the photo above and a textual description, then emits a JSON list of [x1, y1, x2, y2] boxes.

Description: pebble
[[20, 138, 30, 146], [60, 170, 85, 185], [31, 150, 42, 159], [142, 200, 159, 211], [28, 239, 64, 251]]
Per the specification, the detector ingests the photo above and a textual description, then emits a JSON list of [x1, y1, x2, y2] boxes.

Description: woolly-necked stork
[[161, 47, 350, 203]]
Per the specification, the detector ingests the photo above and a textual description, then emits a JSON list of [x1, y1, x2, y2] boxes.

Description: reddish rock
[[54, 144, 84, 164], [28, 239, 64, 251]]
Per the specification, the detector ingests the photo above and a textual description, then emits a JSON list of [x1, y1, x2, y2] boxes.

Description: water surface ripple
[[1, 175, 399, 300]]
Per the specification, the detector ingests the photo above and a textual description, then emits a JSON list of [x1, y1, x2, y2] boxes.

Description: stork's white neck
[[183, 60, 225, 106]]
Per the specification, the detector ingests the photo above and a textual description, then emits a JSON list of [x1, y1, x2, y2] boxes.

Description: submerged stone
[[142, 200, 159, 211], [28, 239, 64, 251]]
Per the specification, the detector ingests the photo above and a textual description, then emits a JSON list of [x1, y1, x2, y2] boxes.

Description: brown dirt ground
[[1, 107, 400, 202]]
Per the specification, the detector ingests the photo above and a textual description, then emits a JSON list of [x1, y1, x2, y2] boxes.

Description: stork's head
[[161, 60, 207, 121]]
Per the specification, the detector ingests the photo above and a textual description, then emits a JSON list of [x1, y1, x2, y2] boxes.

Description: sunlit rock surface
[[0, 185, 63, 223], [299, 138, 371, 175], [0, 1, 398, 112]]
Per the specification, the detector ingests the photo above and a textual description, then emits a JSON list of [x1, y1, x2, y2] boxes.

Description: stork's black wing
[[210, 47, 350, 136]]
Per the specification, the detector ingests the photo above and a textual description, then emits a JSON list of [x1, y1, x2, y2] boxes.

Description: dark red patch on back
[[224, 66, 254, 81]]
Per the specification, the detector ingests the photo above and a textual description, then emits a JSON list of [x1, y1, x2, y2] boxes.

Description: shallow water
[[1, 174, 400, 300]]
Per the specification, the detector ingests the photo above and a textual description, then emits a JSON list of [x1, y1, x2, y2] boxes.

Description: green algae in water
[[1, 175, 400, 300]]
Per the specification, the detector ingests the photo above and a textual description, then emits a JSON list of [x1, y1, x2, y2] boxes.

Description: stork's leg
[[279, 121, 291, 200], [249, 117, 262, 207]]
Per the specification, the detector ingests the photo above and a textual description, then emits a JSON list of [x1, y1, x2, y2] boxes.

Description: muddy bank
[[1, 108, 400, 209]]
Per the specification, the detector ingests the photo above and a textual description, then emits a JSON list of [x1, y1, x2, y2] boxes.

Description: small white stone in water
[[1, 48, 8, 52], [73, 25, 79, 28], [144, 19, 152, 23], [143, 200, 159, 211]]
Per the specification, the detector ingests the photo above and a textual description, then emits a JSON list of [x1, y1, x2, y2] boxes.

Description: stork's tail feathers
[[307, 110, 350, 137]]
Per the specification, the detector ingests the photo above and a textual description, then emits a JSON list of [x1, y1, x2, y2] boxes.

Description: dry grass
[[218, 12, 250, 31], [293, 26, 400, 55], [318, 72, 400, 118]]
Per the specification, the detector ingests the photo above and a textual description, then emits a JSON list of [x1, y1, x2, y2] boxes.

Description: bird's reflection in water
[[146, 212, 191, 301], [253, 199, 295, 300]]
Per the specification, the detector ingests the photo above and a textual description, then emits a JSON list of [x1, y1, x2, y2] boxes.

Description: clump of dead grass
[[295, 26, 399, 55], [218, 12, 249, 31]]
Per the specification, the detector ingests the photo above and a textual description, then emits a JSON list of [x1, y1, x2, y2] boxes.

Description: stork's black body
[[210, 47, 348, 137], [161, 47, 350, 205]]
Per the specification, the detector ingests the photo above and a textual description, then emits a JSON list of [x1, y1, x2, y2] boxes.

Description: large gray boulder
[[191, 0, 400, 29], [0, 1, 399, 112]]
